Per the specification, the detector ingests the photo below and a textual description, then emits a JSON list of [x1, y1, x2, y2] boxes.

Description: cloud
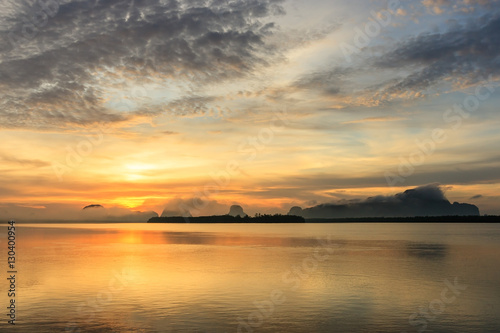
[[342, 116, 404, 124], [159, 197, 229, 217], [421, 0, 499, 15], [373, 14, 500, 96], [144, 95, 220, 118], [0, 153, 51, 168], [292, 9, 500, 109], [421, 0, 451, 15], [0, 0, 285, 129], [252, 163, 500, 195], [288, 184, 479, 218], [470, 194, 483, 199], [291, 67, 351, 96], [161, 131, 179, 135]]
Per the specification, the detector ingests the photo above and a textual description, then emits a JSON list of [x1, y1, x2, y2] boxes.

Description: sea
[[2, 222, 500, 332]]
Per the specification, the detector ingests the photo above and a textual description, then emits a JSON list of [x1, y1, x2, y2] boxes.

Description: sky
[[0, 0, 499, 221]]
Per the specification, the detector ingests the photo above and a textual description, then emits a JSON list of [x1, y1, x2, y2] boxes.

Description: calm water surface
[[2, 223, 500, 332]]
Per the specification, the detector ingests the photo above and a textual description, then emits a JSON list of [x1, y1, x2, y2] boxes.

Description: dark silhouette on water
[[228, 205, 248, 217], [148, 214, 305, 223], [304, 215, 498, 222], [288, 184, 480, 219], [82, 204, 104, 210], [148, 214, 498, 223]]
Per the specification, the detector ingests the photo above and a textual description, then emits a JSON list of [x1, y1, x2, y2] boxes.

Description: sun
[[113, 198, 145, 209], [122, 163, 157, 181]]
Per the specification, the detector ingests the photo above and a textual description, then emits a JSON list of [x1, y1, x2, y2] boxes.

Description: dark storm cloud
[[375, 14, 500, 94], [0, 0, 284, 129], [289, 184, 479, 218]]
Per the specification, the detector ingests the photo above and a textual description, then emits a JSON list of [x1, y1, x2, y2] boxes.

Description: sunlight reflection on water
[[3, 223, 500, 332]]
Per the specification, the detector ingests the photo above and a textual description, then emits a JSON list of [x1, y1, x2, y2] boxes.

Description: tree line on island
[[148, 213, 306, 223]]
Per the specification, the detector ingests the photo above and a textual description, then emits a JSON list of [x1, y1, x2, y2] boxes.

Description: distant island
[[287, 185, 480, 219], [148, 187, 498, 223], [148, 214, 498, 223], [303, 215, 499, 223], [148, 214, 306, 223]]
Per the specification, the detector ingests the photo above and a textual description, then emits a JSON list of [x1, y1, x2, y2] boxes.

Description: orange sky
[[1, 0, 499, 220]]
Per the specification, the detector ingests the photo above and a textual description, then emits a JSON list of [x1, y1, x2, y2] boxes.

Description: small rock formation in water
[[288, 206, 303, 216], [82, 204, 103, 210], [228, 205, 247, 217]]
